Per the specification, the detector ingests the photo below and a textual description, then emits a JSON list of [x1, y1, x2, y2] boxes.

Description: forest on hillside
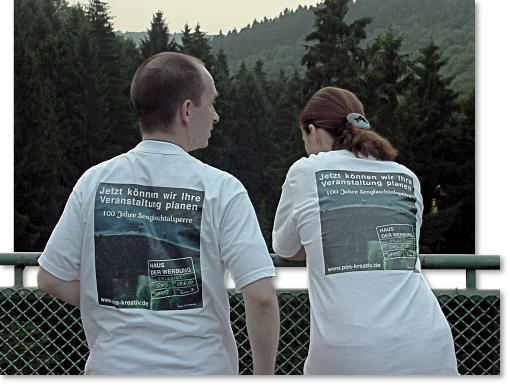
[[15, 0, 474, 255], [121, 0, 474, 95]]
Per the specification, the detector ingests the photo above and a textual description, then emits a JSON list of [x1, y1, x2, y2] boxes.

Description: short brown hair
[[299, 87, 398, 161], [130, 52, 205, 133]]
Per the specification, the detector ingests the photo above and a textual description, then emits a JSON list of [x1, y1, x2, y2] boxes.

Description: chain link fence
[[0, 287, 499, 375], [436, 293, 500, 375]]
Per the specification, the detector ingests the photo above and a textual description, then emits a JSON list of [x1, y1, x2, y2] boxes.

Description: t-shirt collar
[[131, 140, 189, 155]]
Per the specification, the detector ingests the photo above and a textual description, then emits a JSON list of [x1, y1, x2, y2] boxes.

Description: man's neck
[[142, 132, 188, 152]]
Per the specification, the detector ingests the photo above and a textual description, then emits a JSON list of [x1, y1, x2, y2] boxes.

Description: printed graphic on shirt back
[[315, 170, 418, 275], [94, 183, 204, 310]]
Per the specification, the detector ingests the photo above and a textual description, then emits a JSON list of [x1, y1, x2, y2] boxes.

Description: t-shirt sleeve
[[219, 191, 275, 291], [413, 172, 424, 256], [414, 175, 424, 228], [38, 185, 85, 281], [272, 166, 301, 258]]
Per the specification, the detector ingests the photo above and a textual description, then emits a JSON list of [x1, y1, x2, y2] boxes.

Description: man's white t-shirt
[[273, 150, 458, 375], [39, 140, 275, 375]]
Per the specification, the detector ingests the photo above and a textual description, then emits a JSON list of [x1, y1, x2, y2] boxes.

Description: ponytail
[[299, 87, 398, 161], [335, 122, 398, 161]]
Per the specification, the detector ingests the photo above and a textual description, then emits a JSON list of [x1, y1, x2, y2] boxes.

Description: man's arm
[[278, 245, 306, 261], [241, 277, 280, 375], [37, 267, 80, 307]]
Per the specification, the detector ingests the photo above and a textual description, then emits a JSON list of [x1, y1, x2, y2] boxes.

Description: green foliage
[[205, 0, 474, 95], [362, 26, 411, 138], [210, 5, 315, 78], [228, 62, 275, 212], [302, 0, 372, 95], [179, 23, 215, 70], [395, 40, 459, 213], [348, 0, 475, 94], [420, 202, 462, 253], [140, 10, 178, 59], [389, 40, 474, 252], [437, 89, 475, 252], [14, 0, 142, 251], [14, 1, 474, 254], [192, 49, 235, 171], [15, 0, 68, 250]]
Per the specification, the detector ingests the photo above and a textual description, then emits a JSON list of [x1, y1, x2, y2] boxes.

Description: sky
[[67, 0, 323, 34]]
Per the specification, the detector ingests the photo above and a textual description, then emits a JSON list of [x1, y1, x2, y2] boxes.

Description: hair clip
[[346, 113, 370, 130]]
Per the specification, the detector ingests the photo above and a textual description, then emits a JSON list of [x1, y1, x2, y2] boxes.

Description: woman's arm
[[37, 267, 80, 307], [277, 245, 306, 261]]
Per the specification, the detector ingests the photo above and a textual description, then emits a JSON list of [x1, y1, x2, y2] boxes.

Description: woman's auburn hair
[[298, 87, 398, 161]]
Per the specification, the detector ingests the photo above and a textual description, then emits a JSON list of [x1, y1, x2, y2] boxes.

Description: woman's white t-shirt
[[273, 150, 458, 374]]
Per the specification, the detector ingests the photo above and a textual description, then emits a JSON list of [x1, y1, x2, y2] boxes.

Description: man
[[37, 52, 280, 375]]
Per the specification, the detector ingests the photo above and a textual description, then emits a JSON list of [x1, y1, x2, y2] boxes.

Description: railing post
[[14, 265, 25, 287], [466, 269, 476, 289]]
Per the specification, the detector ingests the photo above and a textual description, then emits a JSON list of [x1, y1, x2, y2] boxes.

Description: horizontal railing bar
[[0, 252, 41, 266], [271, 254, 500, 269], [1, 287, 501, 300], [228, 288, 502, 298], [0, 253, 501, 270], [432, 288, 501, 298], [272, 257, 306, 267], [3, 287, 498, 297], [419, 254, 500, 270]]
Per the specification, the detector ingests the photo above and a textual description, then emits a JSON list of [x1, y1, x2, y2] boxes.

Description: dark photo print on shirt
[[94, 183, 204, 310], [315, 170, 419, 275]]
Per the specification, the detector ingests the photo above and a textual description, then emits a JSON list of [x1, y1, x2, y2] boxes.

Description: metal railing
[[0, 252, 501, 375]]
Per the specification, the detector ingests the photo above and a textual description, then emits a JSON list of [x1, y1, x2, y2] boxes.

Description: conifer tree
[[262, 70, 306, 248], [83, 0, 139, 160], [254, 59, 268, 87], [80, 0, 119, 162], [213, 49, 232, 95], [395, 40, 462, 252], [441, 89, 474, 252], [15, 0, 141, 250], [140, 10, 178, 60], [179, 23, 215, 71], [228, 63, 274, 235], [395, 40, 459, 204], [420, 88, 474, 253], [53, 4, 96, 181], [86, 0, 115, 53], [193, 49, 234, 170], [180, 24, 193, 52], [363, 26, 411, 139], [14, 0, 66, 250], [278, 69, 307, 167], [302, 0, 372, 96], [209, 49, 234, 166]]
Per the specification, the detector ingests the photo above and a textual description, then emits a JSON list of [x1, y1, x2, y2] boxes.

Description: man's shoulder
[[73, 152, 131, 191], [81, 152, 128, 176], [76, 150, 247, 197], [192, 158, 245, 189]]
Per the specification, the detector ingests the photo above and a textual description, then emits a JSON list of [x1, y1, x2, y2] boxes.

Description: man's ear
[[179, 100, 192, 125]]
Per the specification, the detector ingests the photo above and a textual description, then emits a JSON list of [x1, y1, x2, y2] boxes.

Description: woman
[[272, 87, 458, 375]]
